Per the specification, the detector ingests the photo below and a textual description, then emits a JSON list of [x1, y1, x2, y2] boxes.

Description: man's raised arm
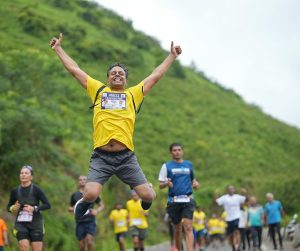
[[143, 41, 182, 96], [50, 33, 88, 89]]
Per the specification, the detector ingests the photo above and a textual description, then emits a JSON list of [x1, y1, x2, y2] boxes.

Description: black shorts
[[166, 200, 195, 225], [15, 221, 44, 242], [226, 219, 239, 235], [76, 221, 96, 241], [116, 231, 127, 242]]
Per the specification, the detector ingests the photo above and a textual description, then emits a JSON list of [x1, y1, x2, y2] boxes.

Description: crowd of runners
[[1, 147, 287, 251], [0, 34, 290, 251]]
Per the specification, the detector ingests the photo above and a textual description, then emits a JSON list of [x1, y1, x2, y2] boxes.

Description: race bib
[[117, 220, 126, 227], [132, 218, 142, 226], [17, 210, 33, 222], [101, 93, 126, 110], [173, 195, 190, 203], [197, 219, 204, 225]]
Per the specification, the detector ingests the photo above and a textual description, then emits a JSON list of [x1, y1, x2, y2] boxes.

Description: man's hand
[[50, 33, 63, 49], [90, 209, 98, 216], [23, 204, 35, 213], [192, 179, 200, 189], [170, 41, 182, 58], [166, 178, 173, 188]]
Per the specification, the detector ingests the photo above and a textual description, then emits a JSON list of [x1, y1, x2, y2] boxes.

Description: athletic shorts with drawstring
[[87, 148, 147, 188]]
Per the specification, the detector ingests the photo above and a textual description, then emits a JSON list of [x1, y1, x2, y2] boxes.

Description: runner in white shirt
[[216, 185, 245, 251]]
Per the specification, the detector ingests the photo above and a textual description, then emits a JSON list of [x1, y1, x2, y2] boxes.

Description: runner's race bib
[[173, 195, 190, 203], [101, 93, 126, 110], [132, 218, 142, 226], [117, 220, 126, 227], [17, 210, 33, 222]]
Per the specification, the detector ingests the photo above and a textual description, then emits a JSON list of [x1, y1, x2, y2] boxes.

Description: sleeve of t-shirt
[[86, 75, 106, 102], [239, 195, 246, 204], [278, 201, 283, 210], [216, 196, 224, 206], [190, 162, 194, 181], [70, 194, 75, 207], [36, 186, 51, 211], [128, 82, 144, 109], [158, 163, 167, 182], [7, 188, 18, 211]]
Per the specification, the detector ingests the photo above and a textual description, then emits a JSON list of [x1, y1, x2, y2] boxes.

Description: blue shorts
[[226, 219, 239, 235], [76, 221, 97, 240], [193, 228, 207, 239]]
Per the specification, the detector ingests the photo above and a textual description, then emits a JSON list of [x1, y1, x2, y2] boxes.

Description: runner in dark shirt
[[7, 165, 50, 251], [68, 175, 104, 251]]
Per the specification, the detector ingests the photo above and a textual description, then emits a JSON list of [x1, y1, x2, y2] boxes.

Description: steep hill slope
[[1, 0, 300, 250]]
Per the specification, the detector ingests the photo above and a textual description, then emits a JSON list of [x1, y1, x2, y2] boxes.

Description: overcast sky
[[97, 0, 300, 129]]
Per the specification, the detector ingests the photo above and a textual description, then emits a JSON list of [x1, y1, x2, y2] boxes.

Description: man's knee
[[84, 182, 101, 202], [135, 185, 156, 202]]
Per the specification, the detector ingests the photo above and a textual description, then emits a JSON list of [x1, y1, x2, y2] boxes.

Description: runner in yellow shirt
[[207, 213, 222, 249], [109, 203, 129, 251], [126, 191, 149, 251], [193, 206, 206, 251]]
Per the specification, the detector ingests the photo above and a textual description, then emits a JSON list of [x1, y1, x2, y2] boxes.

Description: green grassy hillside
[[1, 0, 300, 250]]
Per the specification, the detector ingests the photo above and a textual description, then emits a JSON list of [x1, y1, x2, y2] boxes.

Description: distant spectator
[[0, 217, 8, 251], [264, 193, 284, 250]]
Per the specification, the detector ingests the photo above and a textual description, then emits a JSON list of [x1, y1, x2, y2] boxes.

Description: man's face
[[170, 146, 183, 160], [131, 192, 139, 201], [78, 176, 87, 188], [267, 194, 274, 202], [107, 66, 127, 89], [19, 168, 33, 183], [227, 185, 235, 195]]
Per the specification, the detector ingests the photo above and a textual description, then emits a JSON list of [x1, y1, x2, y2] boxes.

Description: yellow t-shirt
[[126, 199, 148, 229], [208, 218, 220, 235], [193, 211, 206, 231], [109, 209, 128, 234], [221, 211, 227, 220], [217, 220, 227, 234], [87, 76, 144, 151]]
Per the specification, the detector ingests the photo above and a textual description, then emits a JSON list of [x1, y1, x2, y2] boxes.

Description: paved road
[[127, 235, 297, 251]]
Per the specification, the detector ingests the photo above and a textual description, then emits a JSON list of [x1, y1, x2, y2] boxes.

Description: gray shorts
[[87, 148, 147, 188], [130, 226, 148, 240]]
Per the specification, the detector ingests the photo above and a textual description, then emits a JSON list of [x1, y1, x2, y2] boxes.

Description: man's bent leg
[[134, 183, 156, 210]]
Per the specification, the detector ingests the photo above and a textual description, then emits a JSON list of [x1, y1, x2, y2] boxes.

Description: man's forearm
[[54, 46, 80, 75], [152, 54, 177, 80]]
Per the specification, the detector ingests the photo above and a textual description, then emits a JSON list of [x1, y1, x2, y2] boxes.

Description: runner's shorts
[[130, 226, 148, 240], [167, 199, 195, 225], [14, 220, 44, 242], [115, 231, 127, 242], [88, 148, 147, 188], [76, 221, 97, 240], [226, 218, 239, 235]]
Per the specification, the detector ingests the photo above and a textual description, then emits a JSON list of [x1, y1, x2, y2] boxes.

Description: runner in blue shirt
[[264, 193, 284, 250], [158, 143, 200, 251]]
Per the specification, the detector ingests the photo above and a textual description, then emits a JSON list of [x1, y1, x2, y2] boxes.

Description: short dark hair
[[107, 63, 128, 79], [169, 142, 183, 152]]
